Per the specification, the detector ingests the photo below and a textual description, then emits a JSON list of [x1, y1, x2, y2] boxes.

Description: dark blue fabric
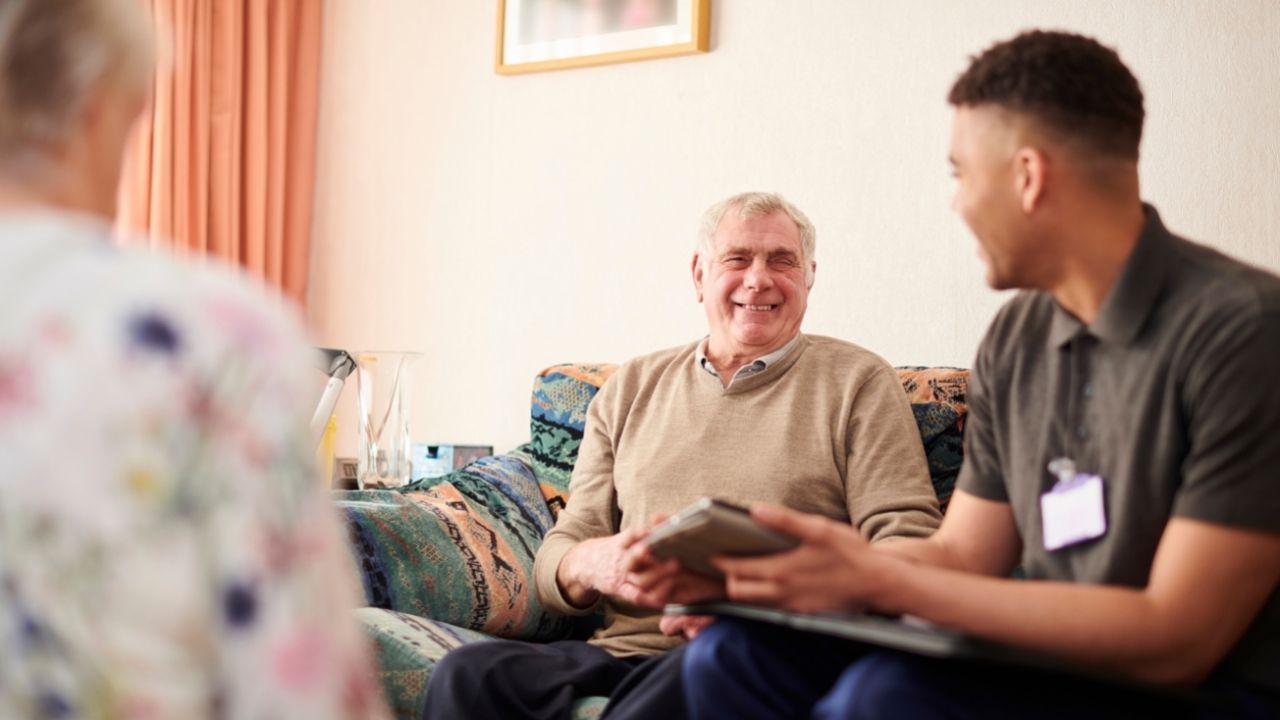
[[601, 645, 688, 720], [683, 618, 868, 720], [422, 638, 690, 720], [683, 618, 1280, 720]]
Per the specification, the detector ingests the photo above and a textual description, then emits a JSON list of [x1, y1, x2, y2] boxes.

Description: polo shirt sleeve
[[1173, 309, 1280, 531], [956, 325, 1010, 503]]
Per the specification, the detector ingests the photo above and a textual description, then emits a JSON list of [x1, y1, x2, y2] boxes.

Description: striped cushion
[[338, 453, 573, 642]]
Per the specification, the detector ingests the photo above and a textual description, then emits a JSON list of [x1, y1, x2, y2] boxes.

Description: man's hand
[[557, 514, 728, 609], [556, 528, 652, 608], [659, 614, 715, 640], [713, 503, 886, 613], [621, 540, 725, 608]]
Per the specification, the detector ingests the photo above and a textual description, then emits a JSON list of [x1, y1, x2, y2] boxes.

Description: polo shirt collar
[[1048, 203, 1173, 348], [696, 333, 801, 381]]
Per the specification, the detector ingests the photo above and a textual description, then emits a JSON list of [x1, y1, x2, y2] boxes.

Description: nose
[[743, 258, 774, 291]]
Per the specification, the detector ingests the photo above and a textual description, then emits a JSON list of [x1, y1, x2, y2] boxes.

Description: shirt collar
[[696, 333, 801, 382], [1048, 203, 1174, 348]]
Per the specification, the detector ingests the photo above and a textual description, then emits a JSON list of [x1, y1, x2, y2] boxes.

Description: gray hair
[[0, 0, 152, 164], [697, 192, 816, 286]]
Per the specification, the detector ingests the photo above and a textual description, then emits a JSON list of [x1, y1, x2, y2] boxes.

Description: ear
[[1015, 146, 1047, 213], [807, 261, 816, 289], [691, 252, 705, 303]]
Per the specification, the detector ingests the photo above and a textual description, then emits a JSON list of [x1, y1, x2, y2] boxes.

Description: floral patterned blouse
[[0, 213, 388, 718]]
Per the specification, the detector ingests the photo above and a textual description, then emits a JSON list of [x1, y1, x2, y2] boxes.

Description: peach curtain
[[117, 0, 323, 307]]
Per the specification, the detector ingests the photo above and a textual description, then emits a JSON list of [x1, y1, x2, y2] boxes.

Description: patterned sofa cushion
[[357, 608, 494, 719], [338, 454, 573, 642], [510, 363, 618, 517], [896, 367, 968, 513], [358, 608, 606, 720]]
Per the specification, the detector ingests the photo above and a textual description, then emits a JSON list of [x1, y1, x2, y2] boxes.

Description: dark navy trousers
[[422, 637, 688, 720], [682, 618, 1280, 720]]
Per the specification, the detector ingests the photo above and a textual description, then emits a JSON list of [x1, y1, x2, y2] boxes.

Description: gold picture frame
[[496, 0, 710, 75]]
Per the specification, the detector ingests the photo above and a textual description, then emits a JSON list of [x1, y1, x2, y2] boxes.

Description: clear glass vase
[[354, 351, 421, 489]]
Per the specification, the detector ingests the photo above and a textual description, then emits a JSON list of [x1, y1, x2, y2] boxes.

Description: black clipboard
[[664, 601, 1191, 698]]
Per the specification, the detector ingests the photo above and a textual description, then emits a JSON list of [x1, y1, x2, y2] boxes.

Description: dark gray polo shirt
[[958, 205, 1280, 693]]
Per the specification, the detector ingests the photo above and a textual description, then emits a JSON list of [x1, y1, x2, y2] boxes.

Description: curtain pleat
[[116, 0, 322, 308]]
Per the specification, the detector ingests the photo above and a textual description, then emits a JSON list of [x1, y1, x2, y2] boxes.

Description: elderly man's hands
[[713, 503, 887, 614], [557, 516, 726, 612], [620, 528, 725, 608], [557, 528, 651, 608]]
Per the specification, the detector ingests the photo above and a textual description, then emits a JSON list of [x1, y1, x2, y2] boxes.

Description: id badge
[[1041, 458, 1107, 551]]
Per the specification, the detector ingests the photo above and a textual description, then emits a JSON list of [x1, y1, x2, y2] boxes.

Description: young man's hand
[[659, 614, 715, 640], [713, 503, 885, 613], [620, 536, 725, 608]]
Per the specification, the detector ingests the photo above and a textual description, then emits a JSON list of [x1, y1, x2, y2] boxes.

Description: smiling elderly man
[[421, 192, 942, 720]]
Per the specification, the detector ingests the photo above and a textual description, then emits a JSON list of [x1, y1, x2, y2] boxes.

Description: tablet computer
[[643, 498, 799, 577]]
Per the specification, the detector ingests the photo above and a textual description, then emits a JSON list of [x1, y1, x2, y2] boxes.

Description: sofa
[[335, 362, 969, 719]]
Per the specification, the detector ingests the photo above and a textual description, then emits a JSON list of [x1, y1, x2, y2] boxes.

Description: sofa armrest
[[335, 453, 575, 642]]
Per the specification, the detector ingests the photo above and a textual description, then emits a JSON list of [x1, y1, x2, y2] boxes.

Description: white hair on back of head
[[0, 0, 152, 167], [697, 191, 816, 286]]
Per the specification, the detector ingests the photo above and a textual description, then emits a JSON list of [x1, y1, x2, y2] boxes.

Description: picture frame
[[496, 0, 710, 75]]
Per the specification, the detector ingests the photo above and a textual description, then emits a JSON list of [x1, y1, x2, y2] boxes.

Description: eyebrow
[[718, 247, 799, 260]]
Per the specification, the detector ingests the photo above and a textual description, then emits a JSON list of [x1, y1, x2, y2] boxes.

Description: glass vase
[[354, 351, 421, 489]]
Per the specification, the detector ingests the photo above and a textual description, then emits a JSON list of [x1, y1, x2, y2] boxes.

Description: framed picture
[[496, 0, 710, 75]]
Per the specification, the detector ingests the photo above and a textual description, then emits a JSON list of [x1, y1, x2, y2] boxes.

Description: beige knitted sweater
[[532, 334, 942, 657]]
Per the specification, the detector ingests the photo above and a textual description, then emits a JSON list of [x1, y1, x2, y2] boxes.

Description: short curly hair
[[948, 30, 1144, 161]]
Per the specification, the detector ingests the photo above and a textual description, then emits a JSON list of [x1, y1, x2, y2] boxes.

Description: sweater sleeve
[[532, 371, 625, 615], [844, 365, 943, 542]]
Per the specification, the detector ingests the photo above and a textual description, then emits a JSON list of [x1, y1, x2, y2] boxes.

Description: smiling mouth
[[736, 303, 777, 311]]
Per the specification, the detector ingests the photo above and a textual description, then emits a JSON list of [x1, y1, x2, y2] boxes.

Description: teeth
[[742, 304, 774, 311]]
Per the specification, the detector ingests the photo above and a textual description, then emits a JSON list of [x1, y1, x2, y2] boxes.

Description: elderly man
[[682, 32, 1280, 720], [422, 192, 942, 719]]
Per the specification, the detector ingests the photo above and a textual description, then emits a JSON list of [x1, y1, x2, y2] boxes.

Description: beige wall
[[309, 1, 1280, 456]]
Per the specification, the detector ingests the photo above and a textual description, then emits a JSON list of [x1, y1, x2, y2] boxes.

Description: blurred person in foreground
[[0, 0, 387, 717]]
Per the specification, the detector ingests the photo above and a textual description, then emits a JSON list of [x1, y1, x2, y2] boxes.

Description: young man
[[681, 30, 1280, 719]]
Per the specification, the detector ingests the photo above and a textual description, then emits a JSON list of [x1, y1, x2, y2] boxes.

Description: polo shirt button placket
[[1076, 379, 1092, 443], [1082, 382, 1092, 440]]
